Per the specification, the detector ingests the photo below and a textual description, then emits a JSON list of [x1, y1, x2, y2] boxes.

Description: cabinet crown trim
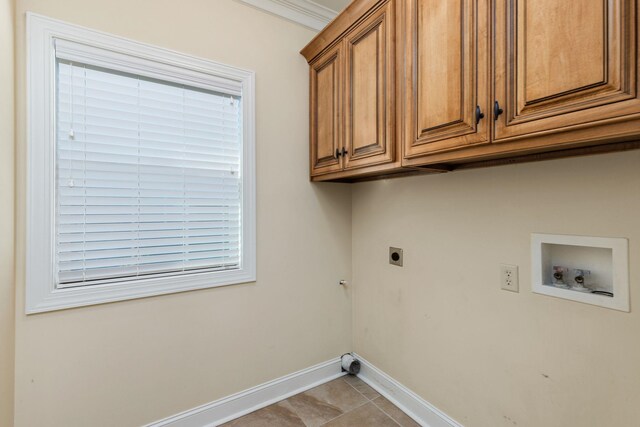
[[235, 0, 338, 31], [301, 0, 387, 61]]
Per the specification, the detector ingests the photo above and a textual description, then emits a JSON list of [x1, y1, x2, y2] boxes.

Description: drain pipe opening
[[341, 353, 360, 375]]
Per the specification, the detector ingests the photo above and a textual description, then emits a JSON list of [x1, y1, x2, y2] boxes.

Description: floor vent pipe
[[341, 353, 360, 375]]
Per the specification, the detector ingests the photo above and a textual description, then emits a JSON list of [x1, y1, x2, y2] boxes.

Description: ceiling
[[312, 0, 351, 13]]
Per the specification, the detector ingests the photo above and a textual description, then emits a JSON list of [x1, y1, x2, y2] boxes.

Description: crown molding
[[235, 0, 338, 31]]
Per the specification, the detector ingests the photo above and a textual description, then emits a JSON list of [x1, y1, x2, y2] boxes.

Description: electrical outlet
[[389, 247, 403, 267], [501, 264, 519, 292]]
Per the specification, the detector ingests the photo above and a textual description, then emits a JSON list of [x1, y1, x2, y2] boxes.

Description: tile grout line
[[225, 377, 407, 427], [340, 376, 377, 401], [340, 376, 365, 397], [370, 396, 406, 427], [315, 377, 376, 427], [315, 378, 400, 427], [343, 376, 405, 427], [316, 399, 375, 427], [286, 378, 370, 427]]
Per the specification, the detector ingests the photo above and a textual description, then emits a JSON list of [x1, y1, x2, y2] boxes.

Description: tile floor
[[221, 375, 420, 427]]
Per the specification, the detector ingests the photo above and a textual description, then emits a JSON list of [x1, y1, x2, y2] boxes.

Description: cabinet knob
[[494, 101, 504, 120], [342, 147, 348, 156], [335, 148, 341, 158], [475, 105, 485, 124]]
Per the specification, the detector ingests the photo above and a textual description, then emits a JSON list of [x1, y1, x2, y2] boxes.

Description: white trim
[[26, 13, 256, 313], [354, 353, 464, 427], [54, 38, 243, 96], [531, 233, 629, 312], [146, 358, 344, 427], [234, 0, 338, 31]]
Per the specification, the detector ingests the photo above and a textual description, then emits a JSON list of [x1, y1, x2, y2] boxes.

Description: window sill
[[26, 268, 256, 314]]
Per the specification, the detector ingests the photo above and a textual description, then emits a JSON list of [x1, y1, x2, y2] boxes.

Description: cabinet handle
[[341, 147, 348, 156], [475, 105, 485, 124], [335, 148, 341, 158], [494, 101, 504, 121]]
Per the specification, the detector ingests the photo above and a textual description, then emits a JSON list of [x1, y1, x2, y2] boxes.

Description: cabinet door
[[403, 0, 491, 160], [310, 44, 343, 176], [494, 0, 639, 141], [343, 1, 395, 170]]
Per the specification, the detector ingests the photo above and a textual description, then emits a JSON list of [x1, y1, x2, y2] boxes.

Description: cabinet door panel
[[523, 1, 605, 103], [310, 45, 343, 176], [344, 1, 395, 170], [404, 0, 490, 159], [494, 0, 639, 140], [418, 1, 463, 131]]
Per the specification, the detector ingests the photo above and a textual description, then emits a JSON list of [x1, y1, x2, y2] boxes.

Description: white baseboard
[[354, 353, 463, 427], [147, 358, 344, 427]]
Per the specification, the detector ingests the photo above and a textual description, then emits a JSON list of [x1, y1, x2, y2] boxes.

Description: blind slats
[[58, 230, 241, 243], [58, 151, 240, 169], [55, 58, 243, 287], [58, 236, 241, 252], [59, 246, 241, 263], [58, 149, 240, 167], [57, 108, 242, 131], [58, 260, 240, 284]]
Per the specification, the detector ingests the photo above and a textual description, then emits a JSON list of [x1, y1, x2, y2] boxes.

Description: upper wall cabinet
[[344, 2, 395, 170], [403, 0, 491, 159], [310, 43, 343, 176], [302, 0, 640, 181], [303, 0, 400, 181], [494, 0, 640, 141]]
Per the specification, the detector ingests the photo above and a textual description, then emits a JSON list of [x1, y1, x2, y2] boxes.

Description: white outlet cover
[[501, 264, 519, 292]]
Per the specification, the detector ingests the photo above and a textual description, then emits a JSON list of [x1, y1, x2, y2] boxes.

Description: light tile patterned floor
[[221, 376, 420, 426]]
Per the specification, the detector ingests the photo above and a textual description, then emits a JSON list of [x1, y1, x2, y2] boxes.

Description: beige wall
[[13, 1, 352, 426], [1, 0, 15, 425], [10, 2, 640, 427], [352, 152, 640, 427]]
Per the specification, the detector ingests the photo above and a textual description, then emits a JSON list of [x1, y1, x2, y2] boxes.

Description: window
[[27, 14, 256, 313]]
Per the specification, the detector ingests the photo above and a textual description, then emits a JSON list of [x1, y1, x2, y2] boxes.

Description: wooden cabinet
[[310, 44, 343, 176], [403, 0, 491, 158], [344, 2, 395, 170], [494, 0, 640, 141], [403, 0, 640, 168], [303, 0, 398, 180], [302, 0, 640, 181]]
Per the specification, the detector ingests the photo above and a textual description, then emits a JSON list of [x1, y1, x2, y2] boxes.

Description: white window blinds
[[55, 53, 243, 287]]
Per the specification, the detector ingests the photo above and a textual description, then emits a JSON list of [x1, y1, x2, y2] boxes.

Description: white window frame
[[26, 13, 256, 314]]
